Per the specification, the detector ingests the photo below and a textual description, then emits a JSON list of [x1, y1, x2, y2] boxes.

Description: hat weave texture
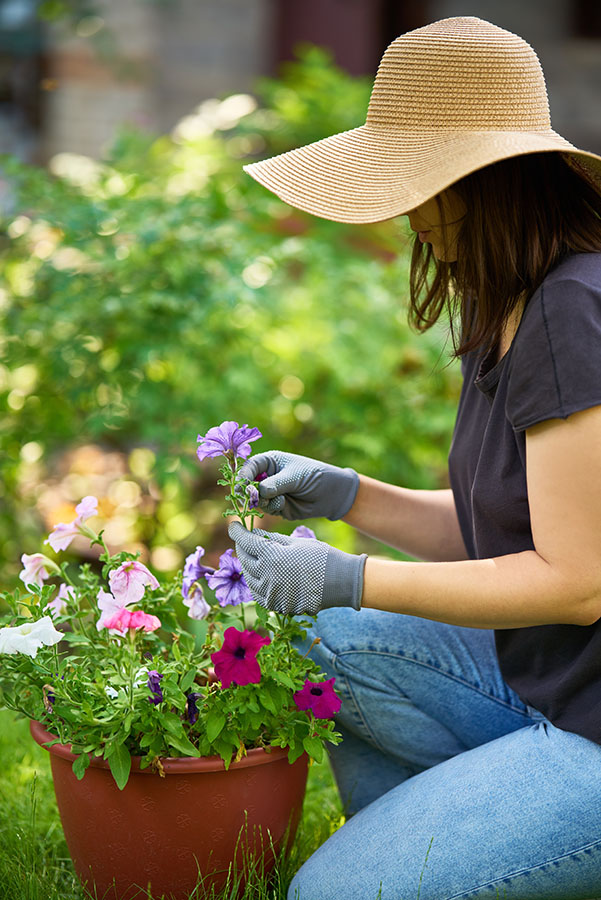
[[243, 17, 601, 223]]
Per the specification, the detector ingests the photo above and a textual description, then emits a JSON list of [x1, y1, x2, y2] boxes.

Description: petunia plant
[[0, 421, 341, 789]]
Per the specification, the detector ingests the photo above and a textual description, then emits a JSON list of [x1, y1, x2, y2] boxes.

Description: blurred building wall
[[3, 0, 601, 161]]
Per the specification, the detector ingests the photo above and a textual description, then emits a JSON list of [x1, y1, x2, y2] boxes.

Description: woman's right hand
[[237, 450, 359, 521]]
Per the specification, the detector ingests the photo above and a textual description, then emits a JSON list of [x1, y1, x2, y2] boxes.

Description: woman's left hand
[[228, 522, 367, 615]]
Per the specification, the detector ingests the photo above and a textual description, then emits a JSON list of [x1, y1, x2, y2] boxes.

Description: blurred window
[[572, 0, 601, 38], [0, 0, 44, 159]]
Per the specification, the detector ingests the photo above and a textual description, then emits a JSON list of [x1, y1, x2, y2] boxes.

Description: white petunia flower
[[0, 616, 63, 658]]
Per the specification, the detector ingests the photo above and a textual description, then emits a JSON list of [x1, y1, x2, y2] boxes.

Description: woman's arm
[[362, 405, 601, 628], [343, 477, 469, 562]]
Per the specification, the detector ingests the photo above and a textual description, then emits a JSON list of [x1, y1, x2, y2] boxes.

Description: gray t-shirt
[[448, 252, 601, 743]]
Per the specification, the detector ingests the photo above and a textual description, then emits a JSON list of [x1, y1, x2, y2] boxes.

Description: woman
[[229, 16, 601, 900]]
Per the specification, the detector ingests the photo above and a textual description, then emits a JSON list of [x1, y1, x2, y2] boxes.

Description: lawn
[[0, 709, 343, 900]]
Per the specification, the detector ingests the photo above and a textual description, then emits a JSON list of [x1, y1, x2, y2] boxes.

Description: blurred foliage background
[[0, 47, 461, 589]]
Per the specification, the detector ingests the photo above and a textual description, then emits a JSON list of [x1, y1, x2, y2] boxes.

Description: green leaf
[[72, 752, 90, 781], [272, 670, 296, 690], [287, 744, 305, 765], [206, 710, 226, 743], [302, 735, 324, 764], [180, 668, 197, 693], [107, 742, 132, 791], [167, 732, 198, 757]]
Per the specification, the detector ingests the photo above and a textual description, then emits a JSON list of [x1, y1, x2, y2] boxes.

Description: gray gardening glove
[[228, 522, 367, 615], [236, 450, 359, 521]]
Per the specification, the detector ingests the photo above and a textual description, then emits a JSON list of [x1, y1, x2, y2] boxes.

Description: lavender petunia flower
[[19, 553, 58, 591], [196, 421, 262, 462], [291, 525, 317, 540], [182, 546, 214, 601], [206, 549, 253, 607], [147, 670, 163, 705]]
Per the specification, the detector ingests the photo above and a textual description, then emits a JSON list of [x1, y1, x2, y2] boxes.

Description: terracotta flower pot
[[30, 720, 308, 900]]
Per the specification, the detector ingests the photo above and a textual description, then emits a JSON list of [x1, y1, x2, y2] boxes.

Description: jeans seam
[[330, 658, 387, 750], [336, 649, 535, 719], [446, 837, 601, 899]]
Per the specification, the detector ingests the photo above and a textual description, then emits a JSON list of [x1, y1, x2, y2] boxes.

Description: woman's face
[[406, 188, 467, 262]]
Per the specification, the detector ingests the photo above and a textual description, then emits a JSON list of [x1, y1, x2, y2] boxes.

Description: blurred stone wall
[[34, 0, 601, 160]]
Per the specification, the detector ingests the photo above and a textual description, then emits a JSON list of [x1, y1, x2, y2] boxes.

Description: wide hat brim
[[243, 125, 601, 224]]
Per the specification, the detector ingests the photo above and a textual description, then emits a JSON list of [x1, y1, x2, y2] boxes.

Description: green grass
[[0, 709, 343, 900]]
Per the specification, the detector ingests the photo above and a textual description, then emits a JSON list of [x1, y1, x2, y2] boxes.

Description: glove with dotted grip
[[237, 450, 359, 521], [228, 521, 366, 615]]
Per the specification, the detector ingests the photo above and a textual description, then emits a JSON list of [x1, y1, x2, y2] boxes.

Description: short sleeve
[[506, 266, 601, 433]]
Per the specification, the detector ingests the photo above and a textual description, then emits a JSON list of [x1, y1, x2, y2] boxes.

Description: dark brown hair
[[408, 153, 601, 357]]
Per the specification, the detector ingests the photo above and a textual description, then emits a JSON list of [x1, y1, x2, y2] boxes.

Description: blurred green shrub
[[0, 47, 460, 583]]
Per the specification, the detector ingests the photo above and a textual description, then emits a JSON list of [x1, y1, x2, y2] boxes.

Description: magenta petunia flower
[[293, 677, 341, 719], [182, 546, 214, 601], [291, 525, 317, 540], [45, 495, 99, 553], [206, 549, 253, 607], [196, 421, 262, 462], [103, 608, 161, 634], [211, 627, 271, 689], [108, 560, 159, 606]]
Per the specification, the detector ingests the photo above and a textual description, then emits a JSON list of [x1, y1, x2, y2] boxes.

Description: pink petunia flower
[[45, 583, 76, 618], [102, 608, 161, 634], [196, 421, 262, 462], [96, 588, 128, 632], [211, 627, 271, 689], [19, 553, 58, 590], [45, 496, 99, 553], [206, 549, 253, 607], [108, 560, 159, 606], [293, 677, 341, 719]]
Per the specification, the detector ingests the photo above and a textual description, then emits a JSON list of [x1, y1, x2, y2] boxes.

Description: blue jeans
[[288, 608, 601, 900]]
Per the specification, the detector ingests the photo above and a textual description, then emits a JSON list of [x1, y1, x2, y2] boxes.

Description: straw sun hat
[[243, 16, 601, 224]]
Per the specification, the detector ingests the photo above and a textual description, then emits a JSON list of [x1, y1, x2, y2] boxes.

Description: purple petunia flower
[[211, 627, 271, 689], [182, 546, 215, 600], [206, 549, 253, 607], [291, 525, 317, 540], [293, 677, 341, 719], [196, 421, 262, 462], [147, 669, 163, 705], [246, 485, 260, 510], [185, 692, 202, 725]]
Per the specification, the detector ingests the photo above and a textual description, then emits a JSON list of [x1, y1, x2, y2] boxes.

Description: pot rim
[[29, 719, 297, 774]]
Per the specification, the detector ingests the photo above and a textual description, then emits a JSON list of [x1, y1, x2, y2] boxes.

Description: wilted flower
[[291, 525, 317, 540], [211, 627, 271, 689], [196, 421, 262, 462], [102, 608, 161, 634], [147, 670, 163, 705], [185, 692, 201, 724], [246, 485, 260, 509], [0, 616, 63, 658], [19, 553, 58, 591], [293, 677, 341, 719], [108, 560, 159, 606], [45, 495, 99, 553], [183, 586, 211, 621], [182, 546, 214, 601], [206, 549, 253, 607], [45, 583, 76, 619], [105, 685, 119, 700]]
